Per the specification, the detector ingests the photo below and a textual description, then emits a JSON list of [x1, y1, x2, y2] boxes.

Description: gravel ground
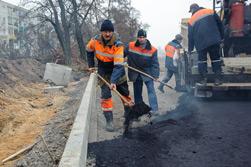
[[0, 58, 90, 167], [15, 77, 88, 167], [6, 57, 250, 167]]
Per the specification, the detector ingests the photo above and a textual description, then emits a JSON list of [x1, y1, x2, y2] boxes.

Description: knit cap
[[137, 29, 147, 37], [100, 19, 114, 32], [175, 34, 183, 40]]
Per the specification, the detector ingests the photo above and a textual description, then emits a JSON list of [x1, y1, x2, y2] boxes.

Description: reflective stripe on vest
[[86, 45, 93, 52], [165, 44, 175, 58], [189, 9, 214, 27], [92, 36, 124, 65], [128, 41, 156, 57]]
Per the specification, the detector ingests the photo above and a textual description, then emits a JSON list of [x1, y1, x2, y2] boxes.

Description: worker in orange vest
[[86, 19, 133, 132], [157, 34, 184, 93]]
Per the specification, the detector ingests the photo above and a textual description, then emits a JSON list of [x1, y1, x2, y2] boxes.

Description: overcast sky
[[131, 0, 215, 48], [132, 0, 251, 48], [6, 0, 251, 49], [7, 0, 214, 48]]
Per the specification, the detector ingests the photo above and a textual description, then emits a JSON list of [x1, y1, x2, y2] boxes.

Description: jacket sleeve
[[110, 44, 125, 84], [86, 38, 95, 68], [151, 49, 160, 79], [110, 65, 124, 84], [123, 43, 129, 58], [214, 12, 224, 40], [188, 23, 194, 52]]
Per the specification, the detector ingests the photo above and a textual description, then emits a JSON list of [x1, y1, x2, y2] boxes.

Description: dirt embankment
[[0, 58, 89, 167]]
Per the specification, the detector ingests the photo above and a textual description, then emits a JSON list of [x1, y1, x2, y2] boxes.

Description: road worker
[[188, 3, 224, 86], [86, 19, 133, 132], [124, 29, 160, 115], [157, 34, 184, 93]]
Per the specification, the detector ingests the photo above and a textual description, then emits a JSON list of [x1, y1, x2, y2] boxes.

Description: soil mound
[[0, 58, 89, 167]]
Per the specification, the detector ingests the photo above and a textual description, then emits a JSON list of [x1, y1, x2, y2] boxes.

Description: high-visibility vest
[[165, 42, 180, 58], [86, 35, 124, 65], [128, 41, 156, 57], [165, 45, 176, 58]]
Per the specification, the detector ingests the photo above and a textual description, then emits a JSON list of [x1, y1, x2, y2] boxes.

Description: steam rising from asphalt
[[152, 94, 197, 123], [151, 90, 251, 124]]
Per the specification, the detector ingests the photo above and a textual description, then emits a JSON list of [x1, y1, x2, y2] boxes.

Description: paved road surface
[[87, 84, 251, 167], [87, 56, 251, 167]]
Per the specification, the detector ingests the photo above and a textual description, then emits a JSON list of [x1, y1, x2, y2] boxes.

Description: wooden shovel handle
[[93, 71, 132, 107], [122, 64, 174, 90]]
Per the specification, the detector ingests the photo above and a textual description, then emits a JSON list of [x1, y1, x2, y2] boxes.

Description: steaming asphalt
[[87, 91, 251, 167]]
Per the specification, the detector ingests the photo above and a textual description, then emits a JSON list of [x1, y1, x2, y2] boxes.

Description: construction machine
[[178, 0, 251, 97]]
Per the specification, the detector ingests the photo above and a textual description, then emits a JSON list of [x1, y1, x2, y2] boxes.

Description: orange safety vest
[[165, 44, 176, 58], [128, 41, 156, 56], [86, 35, 124, 65]]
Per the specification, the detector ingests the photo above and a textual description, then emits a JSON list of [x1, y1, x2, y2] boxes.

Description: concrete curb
[[59, 73, 96, 167], [44, 86, 64, 93]]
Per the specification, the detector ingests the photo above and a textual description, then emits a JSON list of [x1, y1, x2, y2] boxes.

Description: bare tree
[[71, 0, 95, 61], [19, 0, 147, 64], [21, 0, 72, 65], [49, 0, 71, 65]]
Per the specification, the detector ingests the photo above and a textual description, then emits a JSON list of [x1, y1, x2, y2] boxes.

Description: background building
[[0, 0, 27, 50]]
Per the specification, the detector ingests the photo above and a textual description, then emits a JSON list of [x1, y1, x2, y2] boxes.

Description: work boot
[[200, 73, 207, 86], [150, 110, 160, 116], [103, 111, 114, 132], [124, 107, 131, 118], [214, 71, 222, 86], [157, 84, 165, 93]]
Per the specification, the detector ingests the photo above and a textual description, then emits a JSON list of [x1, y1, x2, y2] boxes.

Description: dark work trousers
[[197, 44, 222, 73], [101, 81, 130, 99], [162, 69, 181, 87], [101, 81, 131, 112]]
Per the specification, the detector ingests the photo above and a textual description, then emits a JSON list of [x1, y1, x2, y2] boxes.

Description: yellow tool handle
[[93, 71, 132, 107]]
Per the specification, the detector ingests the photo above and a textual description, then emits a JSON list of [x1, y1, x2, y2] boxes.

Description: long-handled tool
[[94, 71, 132, 106], [93, 71, 152, 135], [122, 64, 174, 90]]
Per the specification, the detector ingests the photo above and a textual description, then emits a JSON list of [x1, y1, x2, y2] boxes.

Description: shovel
[[93, 71, 152, 134], [94, 71, 132, 106], [122, 64, 174, 90]]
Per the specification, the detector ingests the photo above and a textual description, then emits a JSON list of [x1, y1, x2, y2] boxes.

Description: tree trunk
[[58, 0, 71, 65], [48, 0, 71, 65], [72, 0, 87, 61]]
